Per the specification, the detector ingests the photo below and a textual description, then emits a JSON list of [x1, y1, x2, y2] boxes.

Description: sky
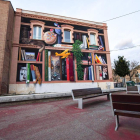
[[9, 0, 140, 64]]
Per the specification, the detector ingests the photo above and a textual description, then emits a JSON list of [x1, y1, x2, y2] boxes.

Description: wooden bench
[[110, 93, 140, 131], [126, 86, 140, 94], [71, 88, 110, 109]]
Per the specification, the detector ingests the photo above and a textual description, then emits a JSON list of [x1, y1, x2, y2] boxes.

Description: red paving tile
[[0, 95, 140, 140]]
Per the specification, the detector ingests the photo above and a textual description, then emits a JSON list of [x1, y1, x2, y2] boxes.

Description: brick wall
[[0, 1, 14, 94]]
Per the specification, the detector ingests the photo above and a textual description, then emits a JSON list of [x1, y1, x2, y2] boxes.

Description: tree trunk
[[123, 77, 126, 87], [130, 76, 132, 81]]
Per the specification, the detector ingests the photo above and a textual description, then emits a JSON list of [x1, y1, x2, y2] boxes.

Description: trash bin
[[126, 81, 135, 86]]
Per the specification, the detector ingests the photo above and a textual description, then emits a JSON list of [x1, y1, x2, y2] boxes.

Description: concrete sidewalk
[[0, 88, 126, 103]]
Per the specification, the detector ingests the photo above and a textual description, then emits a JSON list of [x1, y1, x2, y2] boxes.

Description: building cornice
[[18, 9, 108, 30]]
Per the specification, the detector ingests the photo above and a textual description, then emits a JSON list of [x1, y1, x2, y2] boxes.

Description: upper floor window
[[90, 34, 96, 45], [33, 26, 42, 40], [88, 29, 99, 46], [61, 25, 74, 43], [64, 30, 71, 42]]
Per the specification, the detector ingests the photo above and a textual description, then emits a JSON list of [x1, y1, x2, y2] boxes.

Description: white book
[[21, 50, 24, 61], [23, 50, 26, 61], [48, 51, 51, 81], [91, 65, 94, 81]]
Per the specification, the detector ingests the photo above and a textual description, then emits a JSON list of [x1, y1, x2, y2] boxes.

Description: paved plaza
[[0, 93, 140, 140]]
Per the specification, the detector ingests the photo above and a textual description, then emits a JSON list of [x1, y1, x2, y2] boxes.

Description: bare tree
[[129, 60, 139, 81]]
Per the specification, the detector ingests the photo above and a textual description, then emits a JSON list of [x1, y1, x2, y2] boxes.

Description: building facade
[[0, 2, 113, 94], [0, 1, 14, 95]]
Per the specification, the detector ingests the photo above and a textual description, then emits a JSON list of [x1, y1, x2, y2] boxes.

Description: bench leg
[[115, 115, 119, 131], [107, 94, 110, 100], [78, 99, 83, 109]]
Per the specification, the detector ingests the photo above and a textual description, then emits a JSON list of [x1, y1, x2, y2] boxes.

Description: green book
[[26, 63, 30, 84], [45, 50, 48, 81]]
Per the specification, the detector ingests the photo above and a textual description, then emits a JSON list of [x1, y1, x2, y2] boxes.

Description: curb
[[0, 88, 126, 103]]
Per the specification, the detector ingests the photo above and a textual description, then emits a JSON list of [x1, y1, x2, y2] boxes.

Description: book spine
[[73, 59, 76, 81], [69, 53, 74, 81], [39, 52, 41, 62], [36, 52, 40, 61], [30, 64, 36, 83], [26, 63, 30, 84], [21, 50, 24, 61], [45, 50, 48, 81], [83, 68, 86, 80], [89, 66, 91, 80], [35, 66, 42, 84], [99, 36, 105, 50], [48, 51, 51, 81], [19, 47, 21, 61], [86, 67, 88, 80], [66, 57, 69, 81], [91, 65, 94, 81], [23, 50, 26, 61]]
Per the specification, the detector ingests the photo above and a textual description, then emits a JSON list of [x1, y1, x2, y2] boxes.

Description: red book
[[36, 52, 40, 61], [66, 57, 70, 81], [69, 53, 74, 81]]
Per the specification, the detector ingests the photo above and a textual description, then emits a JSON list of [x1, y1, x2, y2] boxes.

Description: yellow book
[[86, 37, 89, 49]]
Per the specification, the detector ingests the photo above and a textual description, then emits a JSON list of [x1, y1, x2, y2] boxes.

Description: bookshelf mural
[[17, 18, 110, 84]]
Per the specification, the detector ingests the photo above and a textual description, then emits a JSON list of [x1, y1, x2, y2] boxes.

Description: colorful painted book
[[23, 50, 26, 60], [34, 66, 42, 84], [36, 52, 40, 61], [66, 57, 70, 81], [39, 52, 41, 61], [19, 47, 21, 61], [19, 66, 27, 81], [30, 64, 36, 83], [62, 58, 66, 80], [86, 67, 88, 80], [69, 53, 74, 81], [89, 45, 99, 50], [91, 65, 94, 81], [51, 55, 61, 81], [88, 66, 91, 80], [83, 67, 86, 80], [26, 63, 30, 84], [45, 50, 48, 81], [48, 51, 51, 81], [21, 50, 24, 61], [99, 36, 105, 51]]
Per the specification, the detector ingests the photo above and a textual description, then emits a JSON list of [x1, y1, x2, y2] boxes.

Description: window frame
[[61, 25, 74, 43], [30, 20, 45, 40], [88, 29, 99, 46]]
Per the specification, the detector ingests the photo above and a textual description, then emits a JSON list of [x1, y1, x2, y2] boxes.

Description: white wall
[[9, 82, 114, 94]]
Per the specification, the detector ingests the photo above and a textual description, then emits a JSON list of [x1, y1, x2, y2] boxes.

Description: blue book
[[89, 66, 92, 80], [99, 36, 105, 51]]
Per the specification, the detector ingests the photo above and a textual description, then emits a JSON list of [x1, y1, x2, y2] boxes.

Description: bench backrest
[[110, 94, 140, 114], [126, 86, 139, 94], [72, 88, 102, 98]]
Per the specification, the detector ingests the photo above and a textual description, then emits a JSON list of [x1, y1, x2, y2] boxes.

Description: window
[[64, 30, 70, 42], [90, 34, 96, 45], [33, 26, 42, 39]]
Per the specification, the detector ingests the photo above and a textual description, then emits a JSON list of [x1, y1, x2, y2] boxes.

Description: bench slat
[[72, 88, 102, 97], [83, 93, 109, 99], [114, 110, 140, 118], [113, 102, 140, 112], [111, 94, 140, 103]]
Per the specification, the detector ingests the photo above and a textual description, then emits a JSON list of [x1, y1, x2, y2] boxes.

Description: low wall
[[9, 82, 114, 94]]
